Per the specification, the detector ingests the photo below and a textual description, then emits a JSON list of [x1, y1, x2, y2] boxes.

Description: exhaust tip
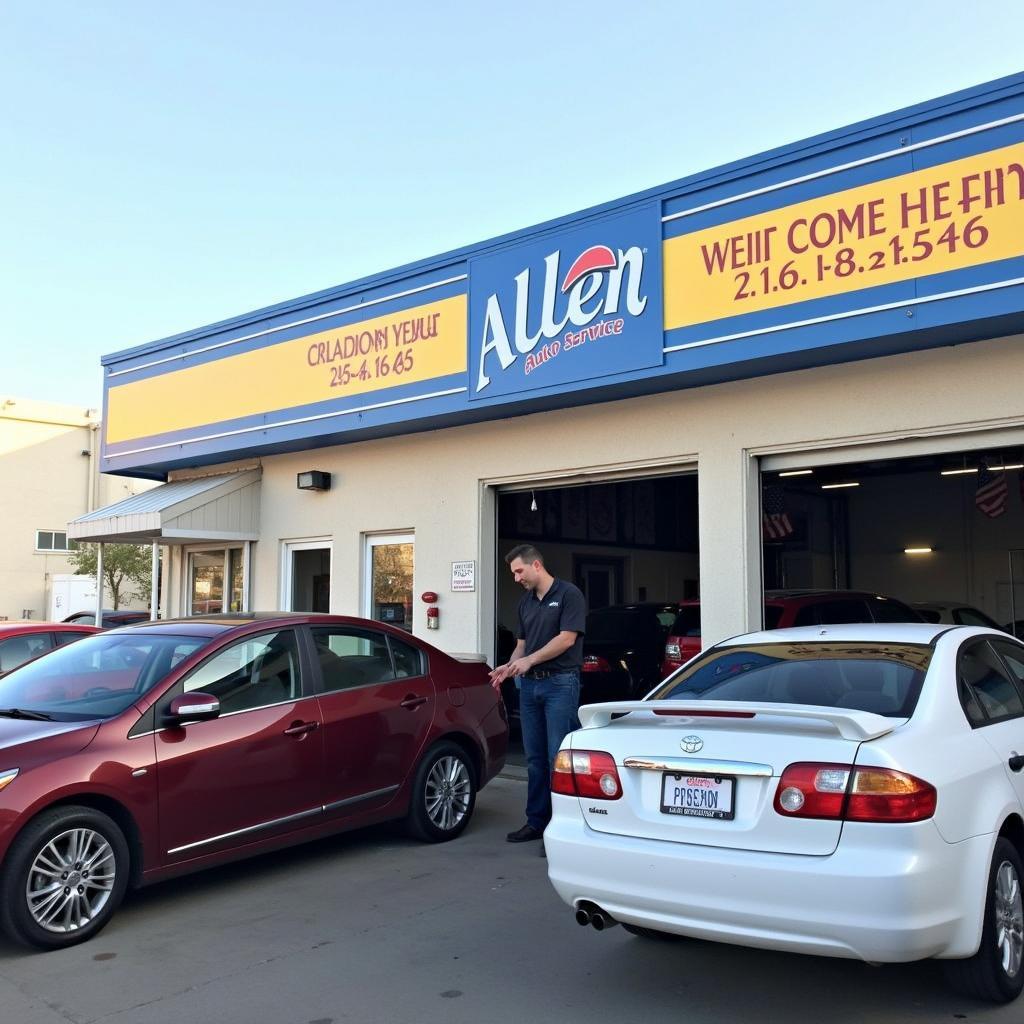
[[591, 913, 607, 931], [575, 908, 592, 927]]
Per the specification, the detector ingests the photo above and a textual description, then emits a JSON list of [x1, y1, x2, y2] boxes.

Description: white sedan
[[545, 623, 1024, 1004]]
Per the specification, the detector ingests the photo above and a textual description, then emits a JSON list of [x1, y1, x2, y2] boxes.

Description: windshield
[[0, 632, 208, 721], [651, 642, 933, 718]]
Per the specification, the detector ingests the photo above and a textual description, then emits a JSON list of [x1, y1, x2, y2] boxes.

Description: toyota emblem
[[680, 735, 704, 754]]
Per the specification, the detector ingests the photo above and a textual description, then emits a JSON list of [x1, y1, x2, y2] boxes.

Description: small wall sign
[[451, 560, 475, 592]]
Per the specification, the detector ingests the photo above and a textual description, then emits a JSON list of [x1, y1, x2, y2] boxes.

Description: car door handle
[[400, 695, 428, 710], [1009, 753, 1024, 772], [284, 721, 319, 737]]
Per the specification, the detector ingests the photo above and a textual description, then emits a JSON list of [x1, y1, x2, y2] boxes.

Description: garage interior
[[762, 444, 1024, 633], [495, 474, 698, 755]]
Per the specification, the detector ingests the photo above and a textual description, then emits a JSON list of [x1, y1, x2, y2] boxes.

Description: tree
[[68, 543, 152, 610]]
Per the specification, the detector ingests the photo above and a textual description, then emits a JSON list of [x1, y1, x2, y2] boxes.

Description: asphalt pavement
[[0, 774, 1015, 1024]]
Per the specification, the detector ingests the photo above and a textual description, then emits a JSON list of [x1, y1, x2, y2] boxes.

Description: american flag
[[762, 485, 794, 540], [976, 465, 1008, 518]]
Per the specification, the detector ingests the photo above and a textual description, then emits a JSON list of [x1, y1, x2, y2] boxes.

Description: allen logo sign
[[469, 205, 664, 400]]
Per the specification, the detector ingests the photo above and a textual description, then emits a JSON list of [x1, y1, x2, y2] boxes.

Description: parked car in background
[[0, 623, 99, 676], [914, 602, 1002, 629], [581, 603, 681, 703], [547, 622, 1024, 1003], [660, 600, 702, 677], [62, 610, 152, 628], [661, 590, 925, 677], [0, 613, 507, 949]]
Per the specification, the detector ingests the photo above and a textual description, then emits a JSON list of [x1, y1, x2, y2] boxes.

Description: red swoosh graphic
[[561, 245, 616, 293]]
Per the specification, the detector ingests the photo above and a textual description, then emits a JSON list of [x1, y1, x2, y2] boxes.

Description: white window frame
[[184, 544, 246, 617], [280, 538, 333, 612], [362, 532, 414, 622], [36, 530, 71, 552]]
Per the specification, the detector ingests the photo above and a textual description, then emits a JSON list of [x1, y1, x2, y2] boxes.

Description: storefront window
[[366, 534, 414, 631], [229, 548, 244, 613], [190, 551, 224, 615], [188, 547, 245, 615]]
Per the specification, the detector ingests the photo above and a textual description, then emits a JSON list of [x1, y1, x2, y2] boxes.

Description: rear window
[[670, 607, 701, 637], [651, 642, 933, 718]]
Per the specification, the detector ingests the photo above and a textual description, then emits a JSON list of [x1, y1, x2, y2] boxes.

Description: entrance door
[[187, 548, 245, 614], [364, 533, 414, 631], [575, 556, 624, 611], [283, 540, 332, 612]]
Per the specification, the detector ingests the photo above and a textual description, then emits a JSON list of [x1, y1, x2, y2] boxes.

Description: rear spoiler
[[577, 700, 905, 741]]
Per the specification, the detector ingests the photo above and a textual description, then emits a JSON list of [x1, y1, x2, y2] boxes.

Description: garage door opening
[[495, 473, 698, 753], [761, 445, 1024, 632]]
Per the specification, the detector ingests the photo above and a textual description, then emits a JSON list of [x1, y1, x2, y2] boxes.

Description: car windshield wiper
[[0, 707, 54, 721]]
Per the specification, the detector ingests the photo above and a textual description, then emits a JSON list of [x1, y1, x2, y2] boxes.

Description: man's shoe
[[506, 824, 543, 843]]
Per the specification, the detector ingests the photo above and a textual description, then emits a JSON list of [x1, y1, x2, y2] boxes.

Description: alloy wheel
[[25, 828, 116, 934], [424, 756, 472, 832], [995, 859, 1024, 979]]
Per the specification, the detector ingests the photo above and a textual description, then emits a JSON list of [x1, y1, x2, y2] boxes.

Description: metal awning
[[68, 470, 261, 544]]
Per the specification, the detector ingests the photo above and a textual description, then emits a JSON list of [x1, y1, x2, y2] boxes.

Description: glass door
[[187, 548, 245, 615], [282, 540, 332, 612], [364, 533, 414, 631]]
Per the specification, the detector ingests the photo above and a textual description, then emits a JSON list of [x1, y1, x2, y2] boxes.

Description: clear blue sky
[[2, 1, 1023, 408]]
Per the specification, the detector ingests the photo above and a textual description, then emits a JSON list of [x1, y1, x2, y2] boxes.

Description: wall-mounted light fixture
[[904, 547, 934, 555], [297, 470, 331, 492], [779, 469, 813, 477], [821, 481, 860, 490]]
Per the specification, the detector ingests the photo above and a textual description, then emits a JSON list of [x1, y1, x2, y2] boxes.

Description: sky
[[2, 1, 1023, 409]]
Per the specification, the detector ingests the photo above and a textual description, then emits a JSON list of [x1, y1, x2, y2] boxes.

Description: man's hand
[[489, 663, 511, 691], [504, 656, 534, 678], [489, 655, 534, 691]]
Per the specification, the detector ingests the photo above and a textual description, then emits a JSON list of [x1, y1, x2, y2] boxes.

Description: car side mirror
[[167, 692, 220, 725]]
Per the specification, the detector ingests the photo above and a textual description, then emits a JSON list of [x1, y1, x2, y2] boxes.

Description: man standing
[[490, 544, 586, 843]]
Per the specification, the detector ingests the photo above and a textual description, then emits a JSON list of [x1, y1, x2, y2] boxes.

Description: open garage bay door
[[761, 444, 1024, 633]]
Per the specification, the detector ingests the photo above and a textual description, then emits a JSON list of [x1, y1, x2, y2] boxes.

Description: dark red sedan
[[0, 623, 100, 676], [0, 613, 507, 949]]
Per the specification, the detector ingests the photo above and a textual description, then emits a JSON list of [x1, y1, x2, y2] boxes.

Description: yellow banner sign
[[106, 294, 467, 444], [664, 143, 1024, 330]]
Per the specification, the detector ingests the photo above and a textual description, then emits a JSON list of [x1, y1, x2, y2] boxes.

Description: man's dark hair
[[505, 543, 544, 566]]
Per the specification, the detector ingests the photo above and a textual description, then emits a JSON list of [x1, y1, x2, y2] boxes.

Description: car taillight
[[774, 762, 936, 822], [581, 654, 612, 673], [552, 749, 622, 799], [664, 641, 682, 660]]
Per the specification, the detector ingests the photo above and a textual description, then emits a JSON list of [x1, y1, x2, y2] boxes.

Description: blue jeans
[[519, 671, 581, 830]]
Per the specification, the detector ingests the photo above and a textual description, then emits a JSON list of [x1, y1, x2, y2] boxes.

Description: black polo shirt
[[516, 577, 586, 672]]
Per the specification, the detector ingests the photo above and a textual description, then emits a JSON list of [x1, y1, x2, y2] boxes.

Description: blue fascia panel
[[100, 74, 1024, 477]]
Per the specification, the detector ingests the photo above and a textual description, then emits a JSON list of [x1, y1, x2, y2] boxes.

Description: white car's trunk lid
[[572, 701, 905, 856]]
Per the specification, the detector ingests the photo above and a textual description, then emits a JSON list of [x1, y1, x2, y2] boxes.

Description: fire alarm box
[[426, 606, 439, 630]]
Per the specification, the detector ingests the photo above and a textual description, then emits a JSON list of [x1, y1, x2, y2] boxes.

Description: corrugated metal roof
[[73, 475, 237, 523]]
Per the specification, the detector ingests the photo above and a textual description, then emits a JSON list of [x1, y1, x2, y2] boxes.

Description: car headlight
[[0, 769, 19, 792]]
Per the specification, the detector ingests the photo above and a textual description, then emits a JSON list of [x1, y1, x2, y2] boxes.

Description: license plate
[[661, 772, 735, 820]]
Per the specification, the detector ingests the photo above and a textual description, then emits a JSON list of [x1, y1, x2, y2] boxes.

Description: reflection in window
[[311, 627, 396, 691], [184, 631, 299, 713], [190, 552, 224, 615], [370, 541, 413, 631], [229, 548, 244, 613]]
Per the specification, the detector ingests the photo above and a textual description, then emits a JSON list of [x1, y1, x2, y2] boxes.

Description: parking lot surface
[[0, 775, 1016, 1024]]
